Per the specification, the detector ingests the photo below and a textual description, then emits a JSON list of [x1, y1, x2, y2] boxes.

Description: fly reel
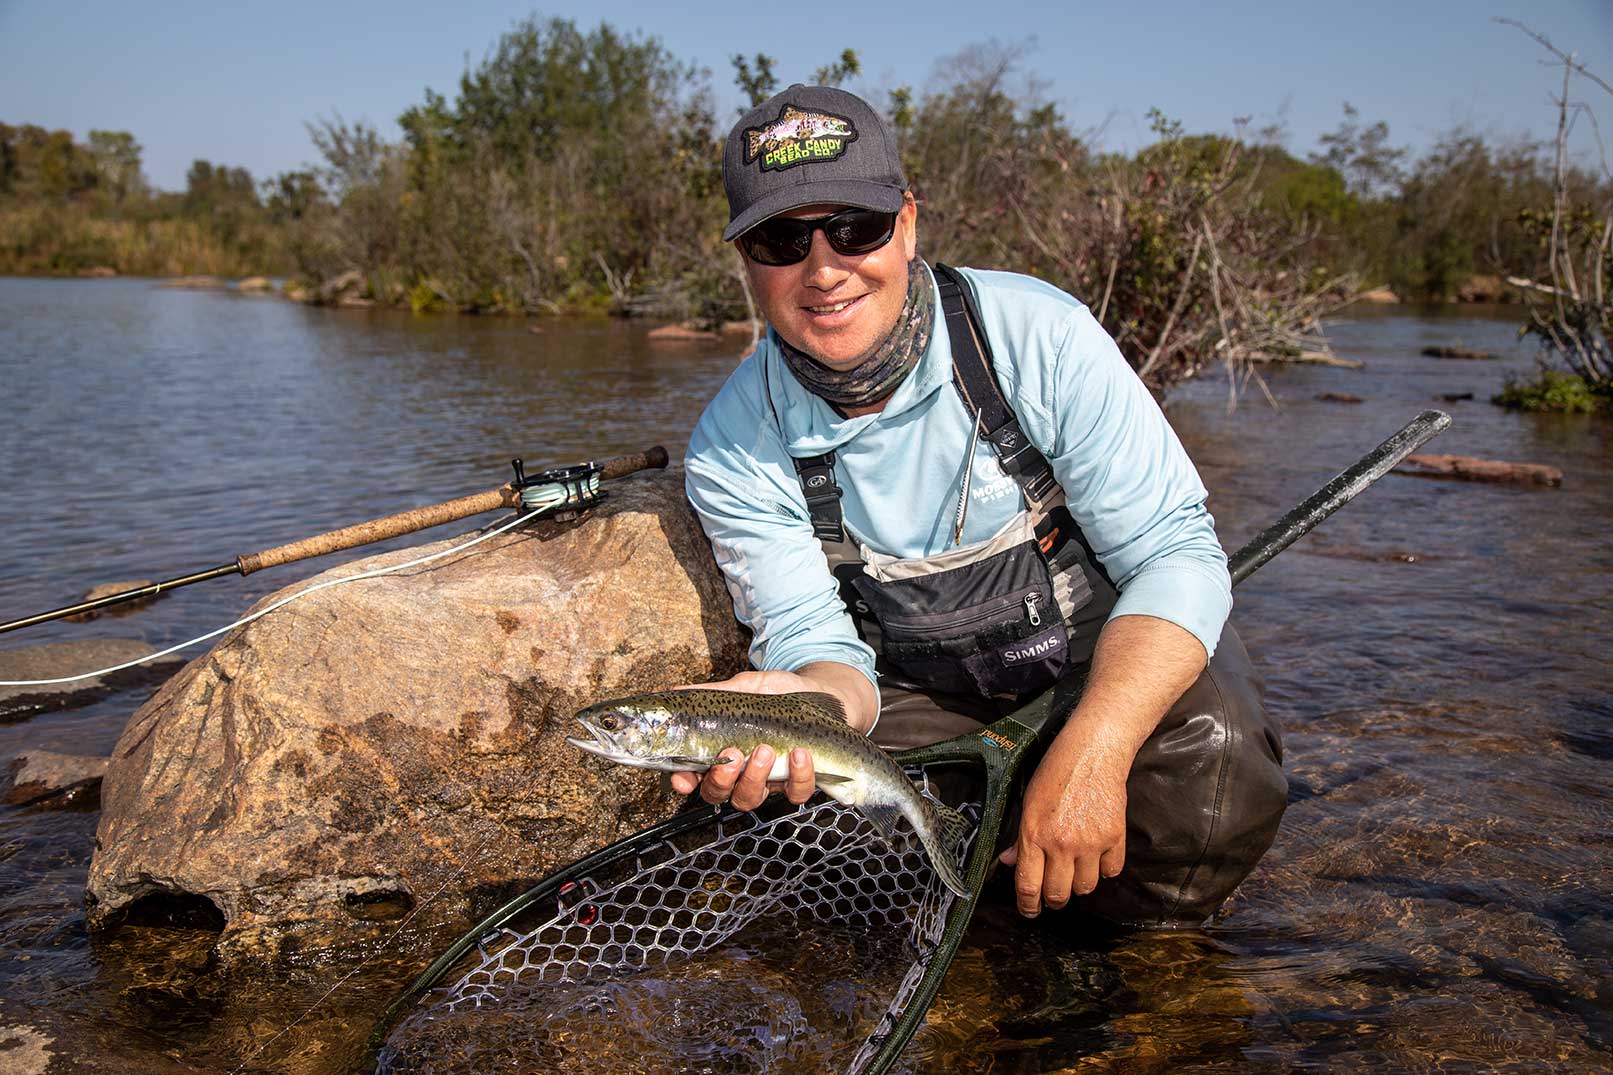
[[510, 458, 605, 521]]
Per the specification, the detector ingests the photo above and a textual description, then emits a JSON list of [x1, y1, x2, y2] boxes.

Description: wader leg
[[869, 624, 1286, 929], [1074, 624, 1285, 927]]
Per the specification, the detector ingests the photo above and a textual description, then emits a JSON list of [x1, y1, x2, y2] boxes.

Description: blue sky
[[2, 0, 1609, 191]]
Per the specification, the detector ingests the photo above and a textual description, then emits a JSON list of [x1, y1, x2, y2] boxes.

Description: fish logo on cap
[[743, 104, 858, 172]]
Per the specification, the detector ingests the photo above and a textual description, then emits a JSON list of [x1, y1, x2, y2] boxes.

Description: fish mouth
[[566, 715, 638, 766]]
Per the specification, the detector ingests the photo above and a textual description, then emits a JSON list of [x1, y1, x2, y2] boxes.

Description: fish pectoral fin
[[857, 803, 904, 840], [935, 802, 972, 847], [814, 772, 853, 784], [661, 756, 708, 771]]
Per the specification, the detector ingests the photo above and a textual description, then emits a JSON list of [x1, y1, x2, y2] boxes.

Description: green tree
[[812, 49, 860, 87], [1312, 103, 1405, 198], [732, 53, 778, 109], [86, 130, 143, 204]]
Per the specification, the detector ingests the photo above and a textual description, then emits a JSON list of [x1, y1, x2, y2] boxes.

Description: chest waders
[[791, 264, 1119, 702]]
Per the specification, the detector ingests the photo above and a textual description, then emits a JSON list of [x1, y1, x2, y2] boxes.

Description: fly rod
[[0, 447, 670, 635]]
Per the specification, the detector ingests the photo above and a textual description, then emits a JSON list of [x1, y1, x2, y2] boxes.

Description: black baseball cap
[[722, 84, 907, 242]]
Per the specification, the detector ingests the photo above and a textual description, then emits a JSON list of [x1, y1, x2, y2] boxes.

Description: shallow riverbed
[[1, 279, 1607, 1072]]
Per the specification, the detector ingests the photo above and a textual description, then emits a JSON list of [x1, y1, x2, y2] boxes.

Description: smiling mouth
[[804, 295, 866, 315]]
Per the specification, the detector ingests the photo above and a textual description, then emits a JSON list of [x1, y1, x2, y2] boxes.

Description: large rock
[[1456, 273, 1505, 302], [86, 467, 748, 963], [313, 269, 365, 305]]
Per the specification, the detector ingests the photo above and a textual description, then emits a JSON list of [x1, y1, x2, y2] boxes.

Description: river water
[[0, 278, 1607, 1072]]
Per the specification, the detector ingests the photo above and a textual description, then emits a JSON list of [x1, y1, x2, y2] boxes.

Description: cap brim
[[722, 179, 905, 241]]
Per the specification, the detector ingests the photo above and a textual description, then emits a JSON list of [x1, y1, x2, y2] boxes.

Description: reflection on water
[[1, 281, 1609, 1072]]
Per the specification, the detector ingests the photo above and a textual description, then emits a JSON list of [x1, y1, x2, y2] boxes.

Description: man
[[672, 84, 1285, 926]]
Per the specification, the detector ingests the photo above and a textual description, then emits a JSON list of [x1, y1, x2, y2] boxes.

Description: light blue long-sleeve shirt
[[685, 266, 1232, 698]]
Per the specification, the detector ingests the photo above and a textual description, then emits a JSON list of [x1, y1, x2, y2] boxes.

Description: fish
[[744, 106, 854, 162], [568, 689, 972, 899]]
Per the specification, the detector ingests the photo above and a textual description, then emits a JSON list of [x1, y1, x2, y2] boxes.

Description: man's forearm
[[1057, 614, 1208, 758]]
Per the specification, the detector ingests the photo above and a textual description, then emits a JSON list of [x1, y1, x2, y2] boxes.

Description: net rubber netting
[[376, 769, 980, 1075]]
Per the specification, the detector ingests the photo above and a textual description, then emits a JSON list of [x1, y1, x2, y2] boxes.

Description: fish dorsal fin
[[859, 802, 904, 840], [780, 105, 805, 121], [795, 691, 848, 726]]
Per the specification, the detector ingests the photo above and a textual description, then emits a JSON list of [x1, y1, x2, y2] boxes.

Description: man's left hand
[[998, 613, 1208, 917], [999, 723, 1132, 917]]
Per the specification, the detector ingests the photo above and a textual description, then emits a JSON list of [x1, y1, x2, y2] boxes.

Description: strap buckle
[[987, 421, 1059, 501], [792, 452, 845, 542]]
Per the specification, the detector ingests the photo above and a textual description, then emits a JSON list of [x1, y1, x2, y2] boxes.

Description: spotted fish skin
[[568, 689, 971, 898]]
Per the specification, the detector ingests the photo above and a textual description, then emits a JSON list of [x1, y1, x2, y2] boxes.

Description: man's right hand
[[670, 743, 817, 811]]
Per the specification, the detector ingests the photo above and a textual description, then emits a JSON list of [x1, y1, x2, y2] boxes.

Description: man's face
[[739, 194, 919, 370]]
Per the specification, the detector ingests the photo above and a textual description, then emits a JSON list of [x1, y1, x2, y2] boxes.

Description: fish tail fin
[[922, 801, 973, 900]]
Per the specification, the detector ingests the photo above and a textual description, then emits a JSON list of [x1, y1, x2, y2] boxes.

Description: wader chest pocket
[[853, 542, 1069, 698]]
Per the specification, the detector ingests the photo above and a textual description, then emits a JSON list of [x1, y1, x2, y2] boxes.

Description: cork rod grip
[[602, 445, 669, 479], [236, 447, 670, 576]]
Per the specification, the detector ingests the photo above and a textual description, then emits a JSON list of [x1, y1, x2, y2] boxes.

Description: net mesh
[[376, 769, 980, 1075]]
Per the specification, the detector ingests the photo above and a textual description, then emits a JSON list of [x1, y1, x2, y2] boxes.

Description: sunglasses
[[737, 208, 898, 266]]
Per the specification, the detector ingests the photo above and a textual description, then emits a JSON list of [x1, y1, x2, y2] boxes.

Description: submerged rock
[[0, 1022, 52, 1074], [1421, 345, 1495, 360], [160, 275, 229, 290], [86, 467, 748, 964], [63, 579, 161, 621], [1398, 453, 1564, 488], [3, 750, 108, 807], [647, 323, 720, 341], [0, 639, 181, 722]]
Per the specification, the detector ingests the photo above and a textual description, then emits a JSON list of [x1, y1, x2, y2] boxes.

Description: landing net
[[375, 769, 980, 1074]]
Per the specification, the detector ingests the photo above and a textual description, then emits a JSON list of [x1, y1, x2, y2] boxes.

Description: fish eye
[[599, 713, 622, 731]]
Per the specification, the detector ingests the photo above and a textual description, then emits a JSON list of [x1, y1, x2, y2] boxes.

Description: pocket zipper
[[879, 588, 1049, 635]]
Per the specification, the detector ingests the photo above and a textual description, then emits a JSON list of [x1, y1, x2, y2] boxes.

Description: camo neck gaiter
[[778, 260, 934, 410]]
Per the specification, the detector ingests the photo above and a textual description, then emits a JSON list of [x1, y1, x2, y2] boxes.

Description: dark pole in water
[[1228, 409, 1451, 587], [0, 447, 670, 636]]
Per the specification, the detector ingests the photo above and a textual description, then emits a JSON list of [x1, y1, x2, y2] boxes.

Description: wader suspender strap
[[790, 265, 1057, 540], [932, 264, 1061, 506]]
